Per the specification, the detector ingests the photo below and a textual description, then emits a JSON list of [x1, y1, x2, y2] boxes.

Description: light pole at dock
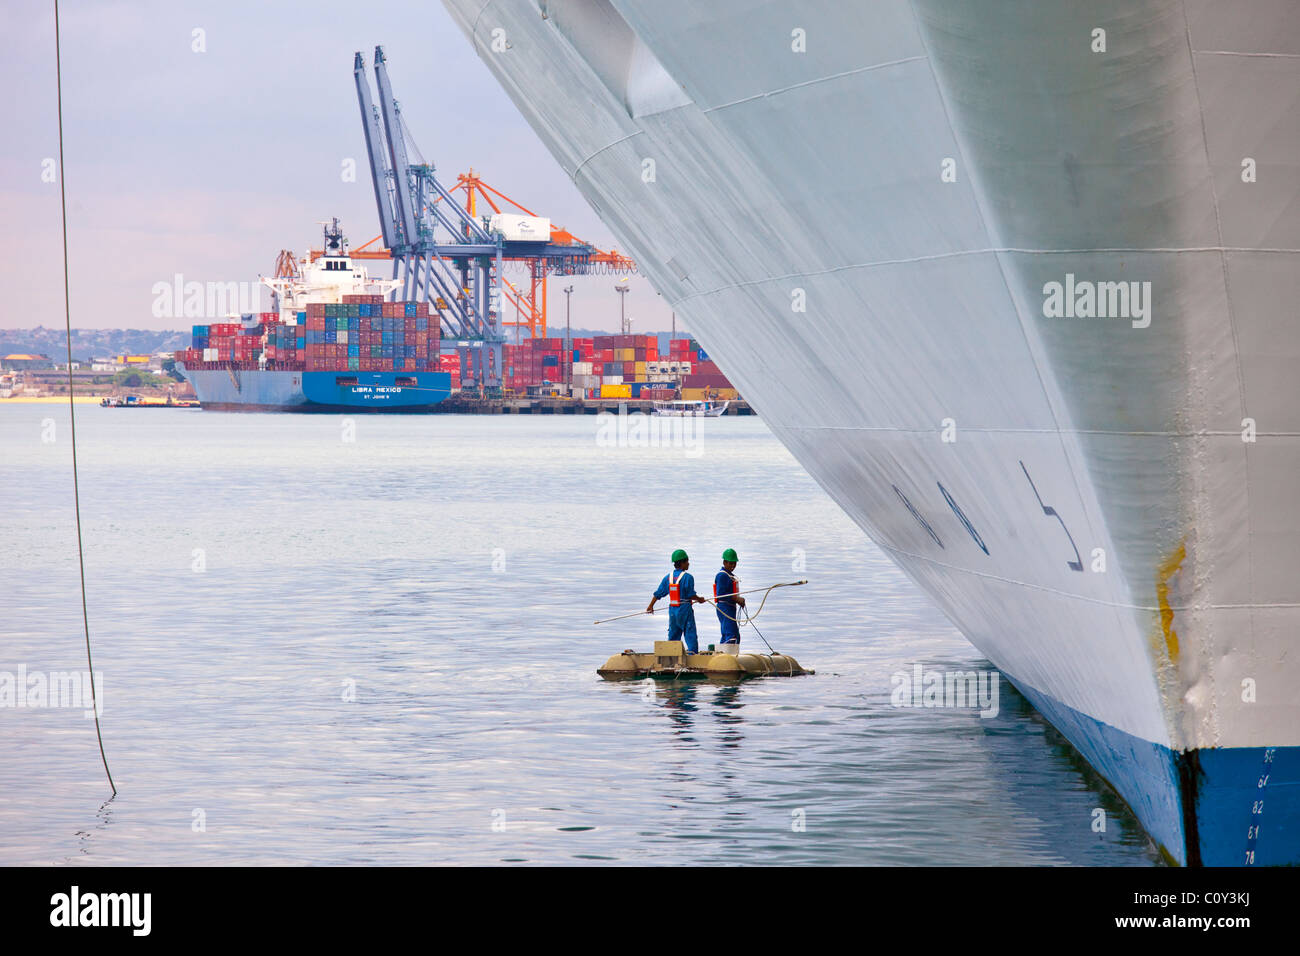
[[564, 285, 574, 389], [616, 280, 629, 334]]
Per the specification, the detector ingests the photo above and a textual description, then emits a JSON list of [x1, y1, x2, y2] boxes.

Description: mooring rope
[[713, 588, 780, 655], [56, 0, 115, 797], [593, 580, 806, 626], [709, 580, 802, 626]]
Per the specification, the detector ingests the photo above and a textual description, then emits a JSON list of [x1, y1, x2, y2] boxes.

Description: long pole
[[593, 580, 808, 625], [564, 284, 574, 389], [616, 283, 629, 335]]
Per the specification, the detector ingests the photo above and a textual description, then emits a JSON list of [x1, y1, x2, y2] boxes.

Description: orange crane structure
[[305, 169, 636, 340], [450, 170, 637, 340]]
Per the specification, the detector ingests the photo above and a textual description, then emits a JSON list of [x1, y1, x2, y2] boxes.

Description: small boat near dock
[[99, 395, 200, 408], [651, 399, 729, 417]]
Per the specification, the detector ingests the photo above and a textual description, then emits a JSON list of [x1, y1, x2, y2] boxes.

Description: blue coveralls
[[714, 568, 741, 645], [654, 569, 699, 653]]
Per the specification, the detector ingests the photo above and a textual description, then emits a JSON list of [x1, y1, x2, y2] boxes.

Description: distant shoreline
[[0, 396, 108, 404]]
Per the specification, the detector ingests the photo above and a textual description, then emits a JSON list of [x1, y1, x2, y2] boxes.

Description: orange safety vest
[[669, 569, 686, 607]]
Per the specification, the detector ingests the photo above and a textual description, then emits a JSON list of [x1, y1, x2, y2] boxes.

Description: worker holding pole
[[647, 549, 707, 653], [714, 548, 746, 653]]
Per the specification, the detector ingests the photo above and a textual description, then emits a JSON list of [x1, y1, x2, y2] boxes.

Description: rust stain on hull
[[1156, 541, 1187, 661]]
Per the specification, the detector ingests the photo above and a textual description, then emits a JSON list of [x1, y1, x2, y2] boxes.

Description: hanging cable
[[55, 0, 115, 797]]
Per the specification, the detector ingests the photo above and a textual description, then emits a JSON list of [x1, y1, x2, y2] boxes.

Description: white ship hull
[[443, 0, 1300, 864]]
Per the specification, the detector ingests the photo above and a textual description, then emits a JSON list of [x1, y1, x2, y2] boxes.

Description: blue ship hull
[[1014, 674, 1299, 866], [178, 365, 451, 412]]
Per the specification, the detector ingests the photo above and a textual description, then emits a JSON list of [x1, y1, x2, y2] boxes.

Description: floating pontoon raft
[[598, 640, 812, 681]]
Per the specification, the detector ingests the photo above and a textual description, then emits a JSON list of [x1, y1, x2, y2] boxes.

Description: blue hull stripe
[[1006, 673, 1299, 866]]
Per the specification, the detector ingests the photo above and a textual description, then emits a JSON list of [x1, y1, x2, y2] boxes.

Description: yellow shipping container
[[634, 361, 647, 376], [601, 383, 632, 398], [680, 387, 709, 401], [715, 388, 739, 400], [618, 348, 635, 361]]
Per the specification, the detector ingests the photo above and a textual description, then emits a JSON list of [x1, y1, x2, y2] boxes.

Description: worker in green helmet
[[714, 548, 746, 651], [647, 549, 706, 652]]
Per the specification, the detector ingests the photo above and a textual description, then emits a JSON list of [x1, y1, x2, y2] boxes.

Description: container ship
[[444, 1, 1300, 864], [176, 222, 454, 411]]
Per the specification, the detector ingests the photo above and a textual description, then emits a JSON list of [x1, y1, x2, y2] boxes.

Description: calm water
[[0, 404, 1161, 865]]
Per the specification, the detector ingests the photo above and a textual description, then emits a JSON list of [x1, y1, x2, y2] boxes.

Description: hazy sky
[[2, 0, 675, 334]]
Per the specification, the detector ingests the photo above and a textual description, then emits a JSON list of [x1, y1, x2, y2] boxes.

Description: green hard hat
[[671, 549, 688, 563], [722, 548, 738, 563]]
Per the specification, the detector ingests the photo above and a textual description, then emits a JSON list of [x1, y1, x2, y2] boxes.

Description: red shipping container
[[683, 373, 732, 389]]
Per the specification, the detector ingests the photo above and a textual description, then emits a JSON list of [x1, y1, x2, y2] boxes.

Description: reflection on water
[[648, 680, 748, 752], [0, 408, 1161, 865], [69, 798, 115, 863]]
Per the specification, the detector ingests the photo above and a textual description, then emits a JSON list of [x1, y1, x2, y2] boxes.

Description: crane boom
[[373, 46, 417, 249], [353, 51, 397, 250]]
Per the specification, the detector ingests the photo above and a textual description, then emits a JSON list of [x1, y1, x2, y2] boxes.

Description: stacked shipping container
[[495, 333, 737, 400], [670, 337, 738, 401], [501, 336, 591, 392], [177, 297, 441, 374], [437, 353, 460, 389]]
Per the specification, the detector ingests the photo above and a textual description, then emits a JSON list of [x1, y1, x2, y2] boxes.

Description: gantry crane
[[311, 178, 637, 340], [450, 171, 636, 339], [353, 47, 508, 388], [349, 46, 637, 387]]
